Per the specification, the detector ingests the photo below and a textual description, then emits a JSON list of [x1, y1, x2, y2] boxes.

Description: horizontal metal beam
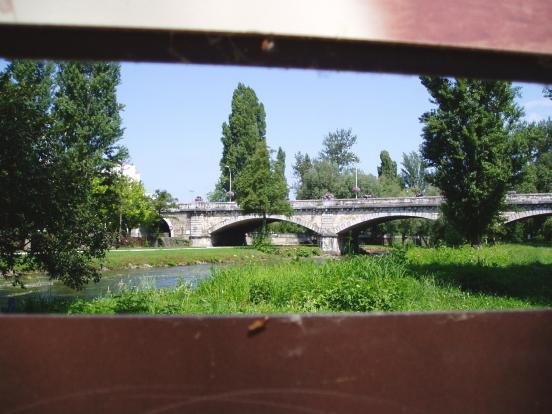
[[1, 0, 551, 82], [1, 311, 551, 413]]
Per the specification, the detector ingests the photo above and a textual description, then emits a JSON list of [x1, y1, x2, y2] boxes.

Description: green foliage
[[319, 128, 359, 172], [0, 60, 126, 288], [213, 83, 266, 200], [377, 150, 398, 179], [103, 246, 266, 270], [511, 120, 552, 193], [343, 231, 355, 255], [234, 140, 292, 227], [294, 128, 365, 199], [117, 176, 156, 235], [251, 231, 272, 250], [16, 244, 552, 314], [420, 77, 522, 245], [295, 159, 385, 199], [295, 159, 343, 199], [292, 152, 312, 185], [400, 150, 428, 192], [293, 133, 412, 200], [151, 189, 178, 215], [254, 244, 320, 258]]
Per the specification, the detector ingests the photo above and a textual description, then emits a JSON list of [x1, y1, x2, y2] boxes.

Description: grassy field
[[102, 245, 320, 270], [102, 246, 267, 269], [19, 244, 552, 314]]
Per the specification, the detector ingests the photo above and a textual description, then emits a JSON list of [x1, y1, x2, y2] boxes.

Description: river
[[0, 264, 214, 309]]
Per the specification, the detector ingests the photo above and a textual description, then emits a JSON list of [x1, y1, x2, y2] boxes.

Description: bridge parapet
[[173, 196, 444, 212], [172, 202, 239, 212], [291, 196, 442, 209], [506, 193, 552, 204], [172, 194, 552, 213]]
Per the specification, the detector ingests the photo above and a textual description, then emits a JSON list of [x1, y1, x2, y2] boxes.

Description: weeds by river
[[16, 244, 551, 314]]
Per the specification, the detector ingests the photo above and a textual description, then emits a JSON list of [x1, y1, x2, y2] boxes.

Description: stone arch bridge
[[163, 194, 552, 254]]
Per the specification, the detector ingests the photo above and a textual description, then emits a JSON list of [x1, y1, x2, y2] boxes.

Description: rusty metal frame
[[0, 0, 552, 82], [1, 1, 552, 413]]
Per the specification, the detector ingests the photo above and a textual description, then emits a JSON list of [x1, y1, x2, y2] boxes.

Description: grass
[[16, 244, 551, 314], [102, 245, 320, 270], [102, 246, 269, 270], [404, 244, 552, 307]]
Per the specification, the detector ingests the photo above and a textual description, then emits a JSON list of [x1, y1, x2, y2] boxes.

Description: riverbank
[[16, 244, 551, 314], [102, 246, 266, 270], [102, 245, 321, 270]]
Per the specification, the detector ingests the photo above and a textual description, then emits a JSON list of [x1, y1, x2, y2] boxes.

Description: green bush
[[248, 279, 272, 304]]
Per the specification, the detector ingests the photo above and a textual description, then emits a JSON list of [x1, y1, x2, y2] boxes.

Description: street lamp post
[[352, 167, 360, 199], [225, 165, 234, 201]]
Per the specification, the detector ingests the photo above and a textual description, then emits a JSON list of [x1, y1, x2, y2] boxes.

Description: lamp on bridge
[[352, 167, 360, 199], [225, 165, 234, 201]]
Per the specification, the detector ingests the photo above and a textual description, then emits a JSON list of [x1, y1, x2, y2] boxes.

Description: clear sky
[[117, 63, 552, 201]]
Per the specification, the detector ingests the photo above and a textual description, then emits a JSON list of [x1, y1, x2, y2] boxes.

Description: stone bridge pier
[[164, 194, 552, 255]]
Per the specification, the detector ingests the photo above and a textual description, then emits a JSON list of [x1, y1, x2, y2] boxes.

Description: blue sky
[[117, 63, 552, 201]]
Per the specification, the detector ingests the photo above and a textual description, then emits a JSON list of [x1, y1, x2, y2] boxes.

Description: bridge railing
[[172, 194, 552, 212], [291, 196, 443, 209], [506, 193, 552, 204]]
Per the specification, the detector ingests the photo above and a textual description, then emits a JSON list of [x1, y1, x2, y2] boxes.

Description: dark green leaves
[[420, 77, 522, 244], [0, 61, 126, 288]]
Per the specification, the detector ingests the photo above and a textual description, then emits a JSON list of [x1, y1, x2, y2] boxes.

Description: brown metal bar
[[1, 311, 551, 413], [0, 0, 552, 82], [1, 25, 551, 84]]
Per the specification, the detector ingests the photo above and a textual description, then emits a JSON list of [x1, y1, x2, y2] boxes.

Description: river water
[[0, 264, 214, 308]]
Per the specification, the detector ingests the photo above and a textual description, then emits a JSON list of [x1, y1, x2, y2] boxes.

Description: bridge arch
[[504, 209, 552, 224], [209, 214, 323, 236], [161, 217, 174, 237], [335, 212, 438, 234]]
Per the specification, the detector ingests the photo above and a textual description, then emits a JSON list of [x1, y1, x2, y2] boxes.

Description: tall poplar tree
[[420, 76, 522, 245], [211, 83, 266, 201], [400, 151, 428, 192], [377, 150, 398, 179]]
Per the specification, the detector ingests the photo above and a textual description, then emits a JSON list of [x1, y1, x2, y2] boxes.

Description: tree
[[234, 140, 292, 235], [400, 151, 428, 192], [544, 86, 552, 100], [118, 177, 156, 236], [511, 120, 552, 193], [293, 152, 312, 181], [319, 128, 359, 172], [296, 159, 342, 199], [274, 147, 289, 199], [0, 60, 126, 288], [420, 76, 522, 245], [377, 150, 398, 179], [211, 83, 266, 201], [293, 129, 361, 199], [152, 189, 179, 216], [505, 119, 552, 243]]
